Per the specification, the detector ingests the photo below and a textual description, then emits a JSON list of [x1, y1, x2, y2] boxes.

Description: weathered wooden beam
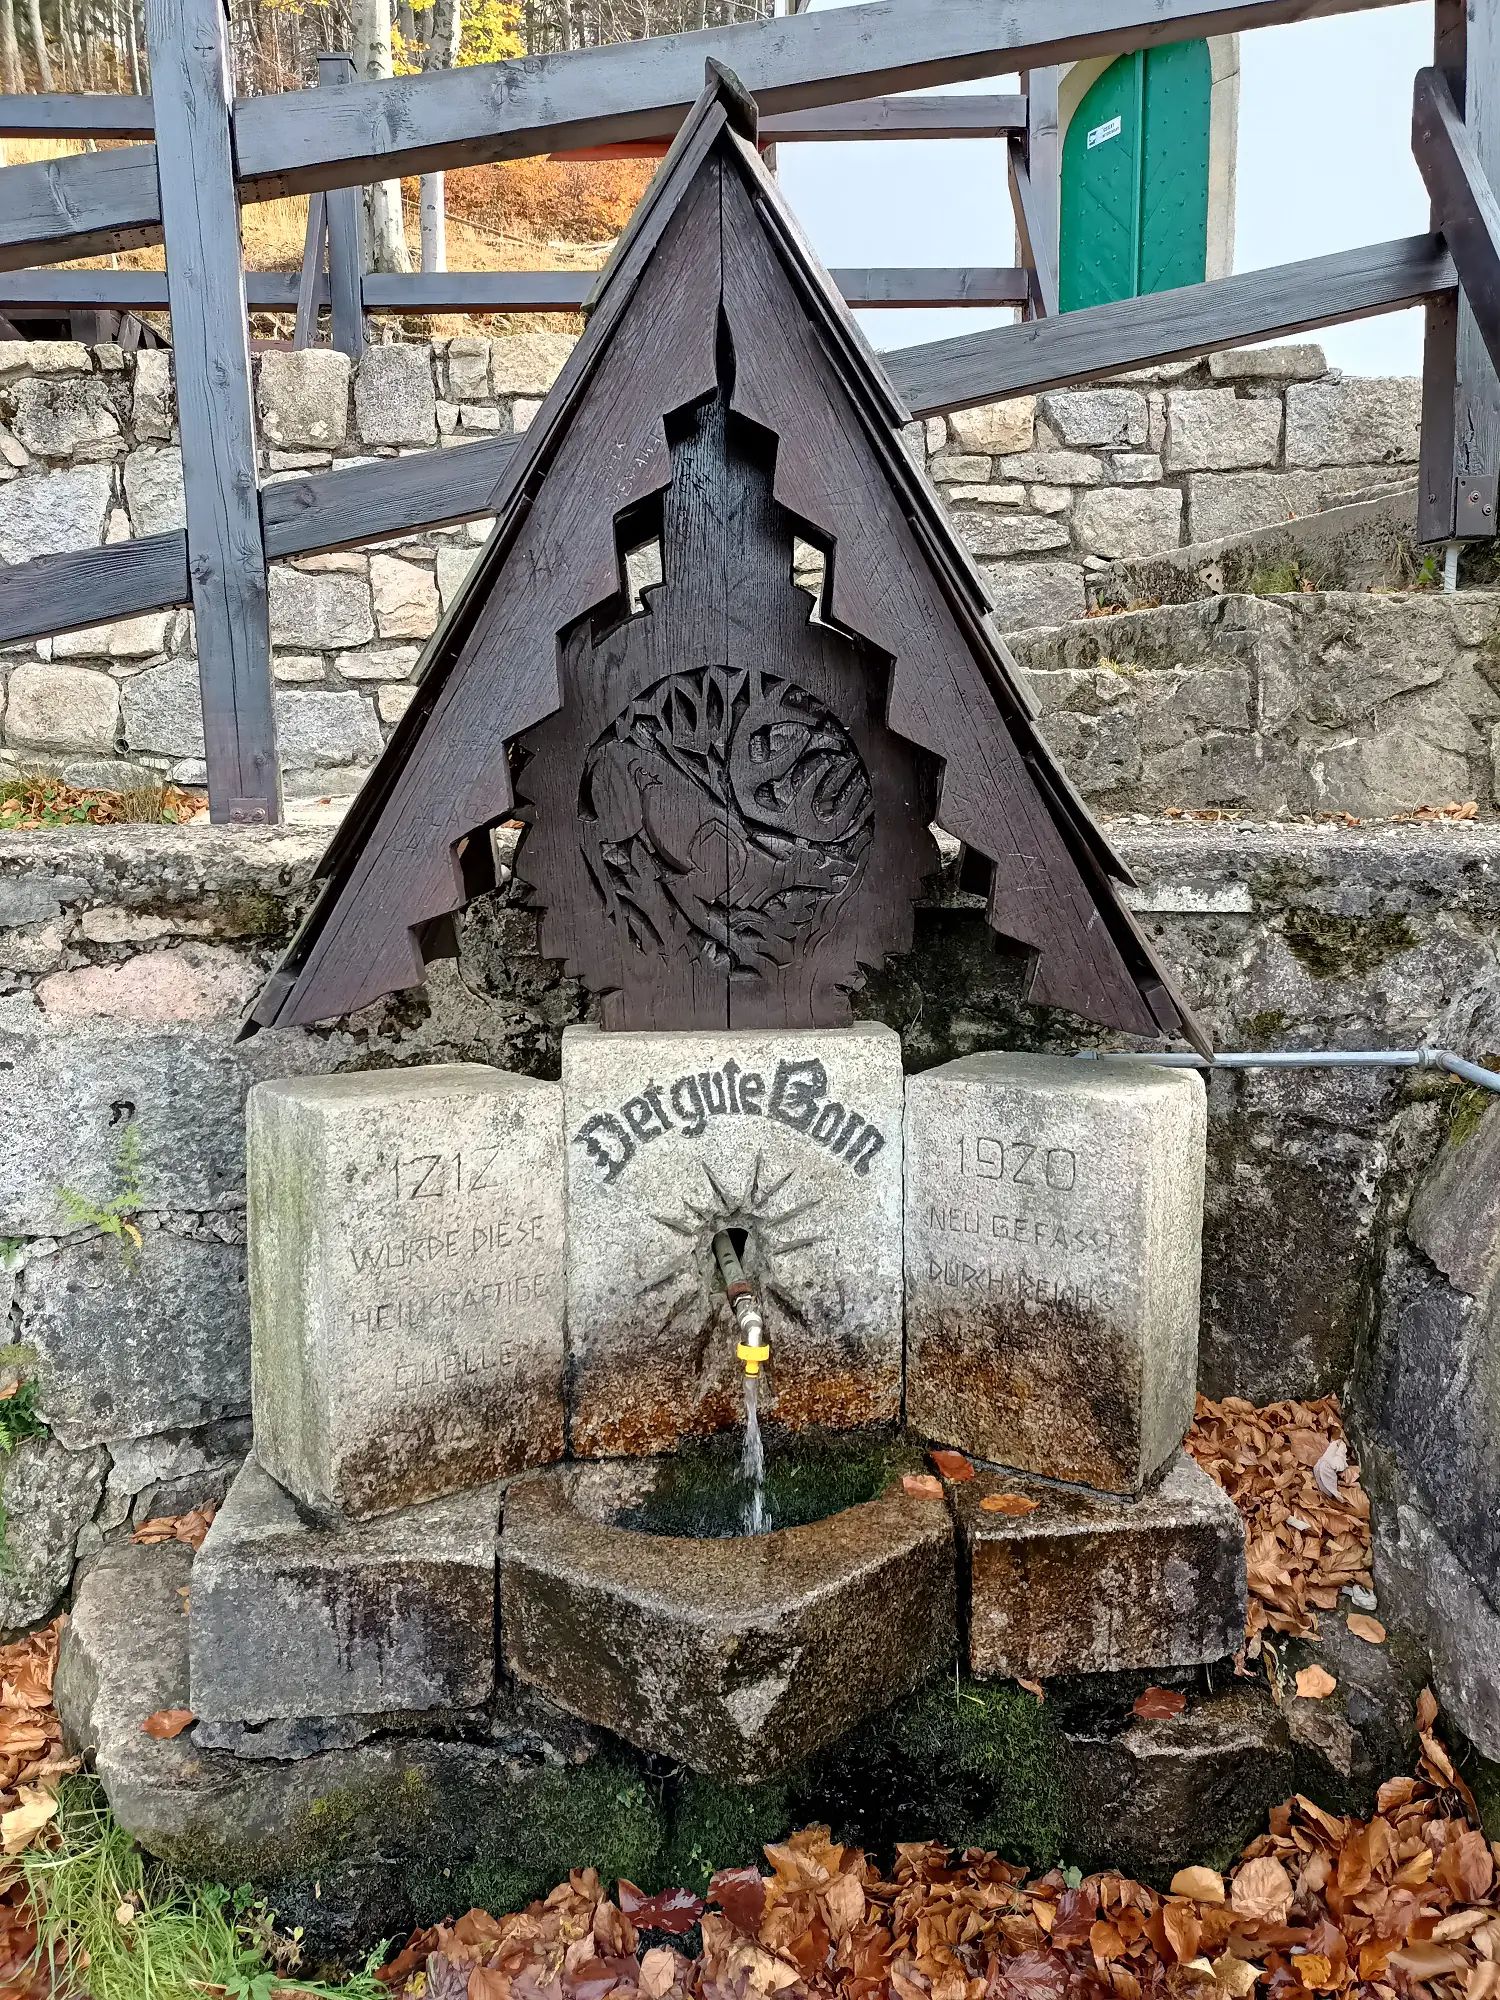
[[887, 235, 1456, 413], [0, 0, 1414, 268], [1020, 68, 1060, 319], [0, 534, 188, 646], [1008, 137, 1060, 317], [760, 94, 1028, 140], [1415, 67, 1500, 388], [236, 0, 1411, 197], [0, 146, 161, 270], [0, 435, 526, 646], [317, 52, 366, 360], [1417, 0, 1466, 543], [293, 190, 328, 348], [146, 0, 280, 824], [362, 266, 1032, 311], [0, 92, 154, 136], [0, 269, 304, 311]]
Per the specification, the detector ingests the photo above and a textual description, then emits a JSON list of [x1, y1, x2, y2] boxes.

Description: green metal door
[[1060, 41, 1212, 313]]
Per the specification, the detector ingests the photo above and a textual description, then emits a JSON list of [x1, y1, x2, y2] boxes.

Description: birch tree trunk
[[354, 0, 411, 273], [418, 0, 460, 272], [24, 0, 52, 88], [125, 0, 143, 92], [0, 0, 21, 94]]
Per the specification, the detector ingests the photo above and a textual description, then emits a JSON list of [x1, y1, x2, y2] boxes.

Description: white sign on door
[[1087, 115, 1124, 149]]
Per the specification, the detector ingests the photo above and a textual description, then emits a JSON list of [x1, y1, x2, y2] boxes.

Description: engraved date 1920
[[957, 1134, 1077, 1192]]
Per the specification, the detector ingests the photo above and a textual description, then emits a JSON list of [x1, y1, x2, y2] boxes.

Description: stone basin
[[500, 1442, 956, 1782]]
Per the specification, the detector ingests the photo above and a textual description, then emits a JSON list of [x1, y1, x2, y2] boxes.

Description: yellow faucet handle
[[737, 1340, 771, 1377]]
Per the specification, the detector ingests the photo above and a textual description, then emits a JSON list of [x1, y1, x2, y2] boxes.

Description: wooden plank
[[760, 94, 1027, 140], [145, 0, 279, 825], [1452, 0, 1500, 536], [0, 92, 154, 136], [1417, 0, 1466, 543], [1414, 66, 1500, 384], [293, 189, 327, 348], [0, 0, 1411, 265], [262, 434, 521, 556], [887, 235, 1456, 414], [1021, 68, 1060, 316], [0, 269, 303, 310], [317, 52, 366, 360], [0, 146, 161, 270], [362, 266, 1032, 310], [1008, 137, 1060, 317], [232, 0, 1411, 198], [0, 534, 188, 647]]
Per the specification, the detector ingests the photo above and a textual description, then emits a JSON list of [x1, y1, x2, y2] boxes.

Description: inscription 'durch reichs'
[[575, 1055, 887, 1185]]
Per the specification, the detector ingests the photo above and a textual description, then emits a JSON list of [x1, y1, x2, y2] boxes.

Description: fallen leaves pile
[[0, 774, 204, 831], [1186, 1396, 1373, 1657], [0, 1620, 71, 1994], [379, 1700, 1500, 2000]]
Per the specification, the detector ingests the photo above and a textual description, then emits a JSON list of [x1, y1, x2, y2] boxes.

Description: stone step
[[1007, 589, 1500, 822]]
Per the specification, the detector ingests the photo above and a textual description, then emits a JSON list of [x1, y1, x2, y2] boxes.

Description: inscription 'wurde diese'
[[575, 1056, 887, 1185]]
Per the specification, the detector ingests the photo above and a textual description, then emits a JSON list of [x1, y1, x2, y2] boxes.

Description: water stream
[[741, 1368, 769, 1534]]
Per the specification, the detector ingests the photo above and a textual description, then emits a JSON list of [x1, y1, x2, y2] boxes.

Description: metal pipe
[[712, 1229, 770, 1376], [1076, 1046, 1500, 1094]]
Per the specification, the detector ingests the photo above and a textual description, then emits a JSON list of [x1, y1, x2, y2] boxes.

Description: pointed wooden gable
[[248, 64, 1205, 1052]]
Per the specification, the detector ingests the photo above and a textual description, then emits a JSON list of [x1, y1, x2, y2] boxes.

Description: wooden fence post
[[144, 0, 280, 823], [1419, 0, 1500, 545], [1020, 67, 1060, 317], [319, 52, 367, 360]]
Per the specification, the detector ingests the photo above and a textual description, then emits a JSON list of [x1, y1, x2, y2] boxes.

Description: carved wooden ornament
[[247, 64, 1206, 1052]]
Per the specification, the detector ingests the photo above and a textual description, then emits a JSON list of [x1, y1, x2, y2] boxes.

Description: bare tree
[[419, 0, 460, 271], [354, 0, 412, 273], [0, 0, 22, 93], [24, 0, 52, 88]]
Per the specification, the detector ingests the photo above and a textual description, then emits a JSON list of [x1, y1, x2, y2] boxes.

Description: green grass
[[21, 1780, 387, 2000]]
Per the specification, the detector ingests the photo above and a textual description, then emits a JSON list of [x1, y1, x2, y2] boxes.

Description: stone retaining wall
[[1, 817, 1497, 1754], [0, 335, 1421, 795]]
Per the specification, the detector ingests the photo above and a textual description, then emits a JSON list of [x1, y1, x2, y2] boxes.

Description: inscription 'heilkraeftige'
[[349, 1269, 550, 1338], [574, 1055, 888, 1185]]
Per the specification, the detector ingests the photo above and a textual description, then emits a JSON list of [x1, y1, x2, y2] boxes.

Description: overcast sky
[[777, 0, 1432, 376]]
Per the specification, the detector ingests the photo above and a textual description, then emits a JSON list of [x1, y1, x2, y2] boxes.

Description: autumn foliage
[[377, 1705, 1500, 2000]]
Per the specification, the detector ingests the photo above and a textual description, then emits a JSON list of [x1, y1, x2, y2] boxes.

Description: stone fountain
[[58, 66, 1254, 1955]]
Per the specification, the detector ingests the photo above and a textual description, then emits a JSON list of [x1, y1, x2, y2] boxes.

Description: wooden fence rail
[[0, 0, 1487, 825]]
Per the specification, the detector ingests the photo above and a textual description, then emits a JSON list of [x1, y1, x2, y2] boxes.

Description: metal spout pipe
[[1077, 1046, 1500, 1094], [712, 1228, 770, 1376]]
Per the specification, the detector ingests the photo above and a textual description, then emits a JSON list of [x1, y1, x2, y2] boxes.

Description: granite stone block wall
[[0, 336, 1421, 795]]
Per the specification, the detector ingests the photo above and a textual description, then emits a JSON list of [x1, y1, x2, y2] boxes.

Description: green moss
[[431, 1757, 663, 1917], [1279, 911, 1418, 981], [1240, 1009, 1292, 1045], [619, 1427, 912, 1539], [885, 1678, 1068, 1863], [1244, 559, 1303, 596], [1445, 1083, 1496, 1148], [662, 1775, 793, 1893]]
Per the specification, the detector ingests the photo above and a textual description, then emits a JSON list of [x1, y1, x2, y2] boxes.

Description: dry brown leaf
[[1295, 1665, 1338, 1701], [929, 1450, 975, 1483], [980, 1493, 1040, 1516], [1346, 1613, 1387, 1645], [1170, 1867, 1227, 1905], [141, 1707, 195, 1740], [1230, 1856, 1293, 1925], [0, 1786, 57, 1855], [901, 1474, 944, 1502], [1016, 1677, 1047, 1703], [1133, 1687, 1188, 1721], [640, 1949, 680, 1999]]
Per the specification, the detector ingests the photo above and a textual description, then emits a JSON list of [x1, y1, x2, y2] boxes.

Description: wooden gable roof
[[247, 64, 1206, 1054]]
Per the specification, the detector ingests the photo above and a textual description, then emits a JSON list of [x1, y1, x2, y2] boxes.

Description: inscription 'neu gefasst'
[[574, 1055, 887, 1184]]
